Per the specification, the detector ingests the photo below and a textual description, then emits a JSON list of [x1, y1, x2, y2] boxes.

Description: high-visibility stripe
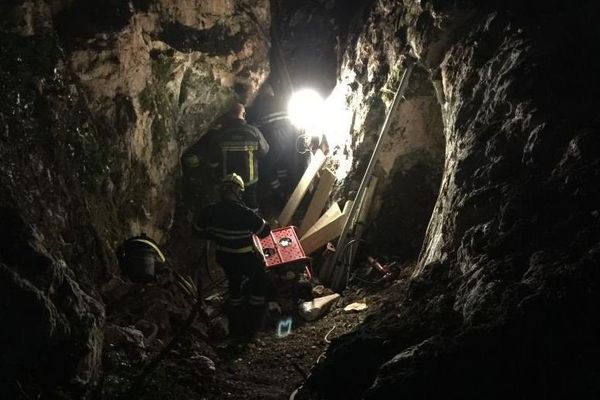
[[221, 140, 260, 146], [262, 111, 287, 119], [204, 223, 263, 239], [258, 112, 289, 126], [221, 146, 258, 151], [230, 297, 244, 305], [215, 245, 254, 253], [248, 150, 255, 183], [248, 297, 266, 306], [210, 227, 253, 235], [210, 232, 252, 241], [220, 142, 258, 151], [130, 239, 166, 262], [192, 221, 208, 233], [196, 223, 266, 243], [208, 229, 252, 240]]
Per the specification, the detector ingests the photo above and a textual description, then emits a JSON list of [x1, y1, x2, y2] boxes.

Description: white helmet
[[221, 173, 245, 192]]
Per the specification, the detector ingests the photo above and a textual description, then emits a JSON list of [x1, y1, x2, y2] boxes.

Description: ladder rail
[[331, 59, 416, 291]]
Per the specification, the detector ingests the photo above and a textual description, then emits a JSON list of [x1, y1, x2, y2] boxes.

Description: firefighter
[[207, 103, 269, 211], [252, 85, 304, 203], [193, 173, 271, 340]]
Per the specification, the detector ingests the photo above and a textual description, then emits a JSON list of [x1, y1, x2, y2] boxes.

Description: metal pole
[[331, 59, 416, 291]]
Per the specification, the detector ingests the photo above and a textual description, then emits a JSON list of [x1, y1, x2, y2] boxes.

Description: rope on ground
[[290, 361, 308, 381], [126, 301, 201, 399], [324, 324, 337, 344]]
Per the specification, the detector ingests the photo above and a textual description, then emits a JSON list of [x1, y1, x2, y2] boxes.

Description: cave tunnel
[[1, 1, 599, 399]]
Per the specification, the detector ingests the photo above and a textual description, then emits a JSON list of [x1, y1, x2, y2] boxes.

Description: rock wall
[[329, 0, 445, 260], [273, 0, 338, 95], [0, 0, 269, 396], [0, 210, 105, 398], [53, 0, 270, 240], [298, 0, 600, 398]]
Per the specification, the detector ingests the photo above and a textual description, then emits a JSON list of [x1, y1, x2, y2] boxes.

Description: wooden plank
[[300, 214, 346, 256], [300, 200, 353, 256], [278, 150, 326, 227], [300, 202, 341, 241], [298, 168, 336, 236], [342, 199, 353, 215]]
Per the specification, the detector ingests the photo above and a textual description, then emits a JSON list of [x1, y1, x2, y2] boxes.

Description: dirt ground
[[118, 269, 410, 400], [99, 194, 413, 400]]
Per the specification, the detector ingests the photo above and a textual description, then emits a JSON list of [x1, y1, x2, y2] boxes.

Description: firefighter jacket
[[256, 112, 297, 184], [193, 199, 270, 253], [208, 118, 269, 186], [256, 111, 296, 157]]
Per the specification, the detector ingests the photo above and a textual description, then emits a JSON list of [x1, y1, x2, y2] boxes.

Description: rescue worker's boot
[[226, 301, 246, 340], [245, 306, 267, 339]]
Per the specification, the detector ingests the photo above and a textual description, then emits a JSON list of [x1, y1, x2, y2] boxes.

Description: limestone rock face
[[298, 1, 600, 399], [0, 0, 269, 396], [52, 0, 271, 240]]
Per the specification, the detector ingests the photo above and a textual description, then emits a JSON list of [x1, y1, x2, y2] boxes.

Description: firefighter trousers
[[216, 250, 268, 337]]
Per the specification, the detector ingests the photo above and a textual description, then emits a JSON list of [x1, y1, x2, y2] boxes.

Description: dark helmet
[[182, 152, 200, 168]]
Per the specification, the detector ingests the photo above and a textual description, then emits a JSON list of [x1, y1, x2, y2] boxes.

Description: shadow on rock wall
[[0, 208, 105, 399], [297, 0, 600, 399]]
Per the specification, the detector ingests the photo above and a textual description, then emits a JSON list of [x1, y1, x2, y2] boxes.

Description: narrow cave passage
[[1, 1, 599, 400], [169, 59, 447, 400]]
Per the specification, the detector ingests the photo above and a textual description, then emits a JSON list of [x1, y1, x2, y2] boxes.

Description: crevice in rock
[[158, 22, 246, 56]]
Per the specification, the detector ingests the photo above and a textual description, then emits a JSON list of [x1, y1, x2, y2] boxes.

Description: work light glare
[[287, 89, 325, 132]]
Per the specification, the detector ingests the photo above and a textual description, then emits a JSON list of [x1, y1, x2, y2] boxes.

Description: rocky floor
[[98, 260, 413, 400], [92, 183, 419, 400]]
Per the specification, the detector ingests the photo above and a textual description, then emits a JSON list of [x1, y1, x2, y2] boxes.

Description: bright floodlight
[[287, 89, 325, 133], [322, 87, 353, 149]]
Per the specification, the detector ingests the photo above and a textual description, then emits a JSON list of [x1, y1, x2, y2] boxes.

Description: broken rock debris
[[299, 293, 341, 321]]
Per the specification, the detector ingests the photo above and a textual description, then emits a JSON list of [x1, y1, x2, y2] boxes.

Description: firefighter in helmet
[[252, 84, 304, 203], [193, 173, 272, 340], [206, 103, 270, 211], [182, 103, 269, 212]]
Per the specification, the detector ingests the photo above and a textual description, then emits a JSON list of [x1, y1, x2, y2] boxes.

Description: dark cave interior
[[1, 1, 600, 399]]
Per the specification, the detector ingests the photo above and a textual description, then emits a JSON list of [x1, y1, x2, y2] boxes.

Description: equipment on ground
[[124, 239, 204, 399], [366, 256, 396, 283], [117, 235, 166, 283], [253, 226, 313, 303]]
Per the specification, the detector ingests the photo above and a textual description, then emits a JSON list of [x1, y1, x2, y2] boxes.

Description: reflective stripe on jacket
[[193, 199, 270, 252], [208, 118, 269, 185]]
